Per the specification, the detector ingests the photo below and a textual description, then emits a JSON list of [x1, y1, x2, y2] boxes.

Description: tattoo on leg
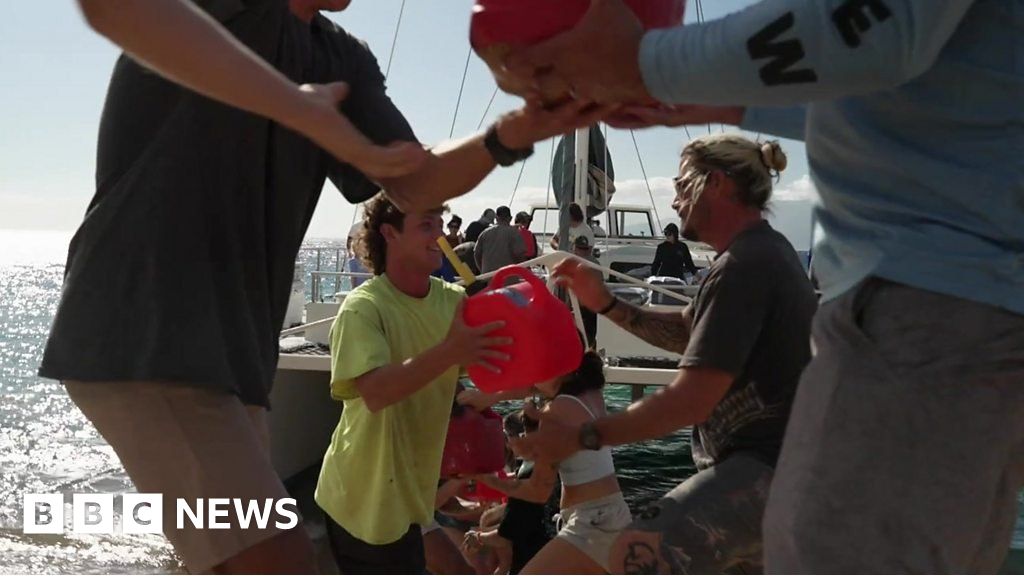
[[623, 542, 660, 574]]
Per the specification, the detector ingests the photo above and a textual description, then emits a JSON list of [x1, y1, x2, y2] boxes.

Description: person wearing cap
[[474, 206, 528, 274], [515, 211, 539, 260], [444, 215, 465, 248], [652, 223, 699, 281]]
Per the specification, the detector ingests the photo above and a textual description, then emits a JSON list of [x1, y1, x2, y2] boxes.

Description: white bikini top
[[555, 395, 617, 486]]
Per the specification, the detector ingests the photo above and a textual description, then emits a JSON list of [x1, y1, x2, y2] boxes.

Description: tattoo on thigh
[[623, 542, 660, 574]]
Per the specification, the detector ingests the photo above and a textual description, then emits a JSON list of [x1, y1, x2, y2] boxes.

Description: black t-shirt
[[680, 221, 817, 468], [39, 0, 416, 407], [464, 220, 488, 243], [651, 240, 698, 278]]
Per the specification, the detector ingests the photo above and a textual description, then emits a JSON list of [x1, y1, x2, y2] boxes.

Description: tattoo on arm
[[607, 301, 691, 355]]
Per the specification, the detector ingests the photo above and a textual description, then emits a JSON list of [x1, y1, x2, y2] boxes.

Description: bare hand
[[457, 388, 497, 412], [444, 300, 512, 373], [606, 104, 746, 130], [509, 400, 581, 463], [552, 257, 614, 313], [296, 82, 429, 180], [503, 0, 651, 104], [495, 99, 619, 150]]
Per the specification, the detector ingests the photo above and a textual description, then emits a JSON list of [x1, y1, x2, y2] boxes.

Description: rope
[[476, 85, 500, 131], [448, 47, 474, 138], [629, 129, 663, 232], [507, 155, 529, 206], [383, 0, 408, 80]]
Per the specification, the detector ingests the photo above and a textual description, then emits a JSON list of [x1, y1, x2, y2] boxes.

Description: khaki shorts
[[64, 380, 291, 573], [556, 492, 632, 570]]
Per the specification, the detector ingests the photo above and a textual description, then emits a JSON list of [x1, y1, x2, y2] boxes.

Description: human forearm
[[604, 300, 691, 355], [478, 473, 550, 504], [355, 342, 458, 413], [382, 133, 496, 212], [594, 367, 732, 446]]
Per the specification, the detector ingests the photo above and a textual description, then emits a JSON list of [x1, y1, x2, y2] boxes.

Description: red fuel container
[[470, 0, 686, 103], [463, 266, 583, 393], [441, 408, 506, 477]]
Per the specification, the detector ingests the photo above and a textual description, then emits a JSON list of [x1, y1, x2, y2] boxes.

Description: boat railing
[[281, 251, 692, 338], [308, 270, 373, 303]]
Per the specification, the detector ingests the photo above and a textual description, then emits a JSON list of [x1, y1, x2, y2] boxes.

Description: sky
[[0, 0, 815, 248]]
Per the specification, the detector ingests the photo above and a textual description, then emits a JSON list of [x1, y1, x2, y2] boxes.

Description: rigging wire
[[629, 129, 663, 232], [476, 86, 500, 131], [507, 155, 530, 207], [383, 0, 408, 80], [350, 0, 409, 237], [448, 47, 474, 138]]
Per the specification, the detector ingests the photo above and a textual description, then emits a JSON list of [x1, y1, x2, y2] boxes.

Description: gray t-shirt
[[39, 1, 416, 408], [474, 224, 527, 274], [680, 221, 817, 469]]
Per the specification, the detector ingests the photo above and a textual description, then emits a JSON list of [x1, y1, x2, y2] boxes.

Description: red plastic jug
[[463, 266, 583, 393], [471, 0, 686, 103], [441, 408, 506, 477]]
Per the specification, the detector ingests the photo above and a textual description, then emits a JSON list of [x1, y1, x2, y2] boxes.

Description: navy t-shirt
[[40, 0, 416, 407]]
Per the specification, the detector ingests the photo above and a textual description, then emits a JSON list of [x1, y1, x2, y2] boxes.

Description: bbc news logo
[[23, 494, 299, 535]]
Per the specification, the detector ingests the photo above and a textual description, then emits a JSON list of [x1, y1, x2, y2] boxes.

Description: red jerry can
[[441, 408, 506, 477], [463, 266, 583, 393]]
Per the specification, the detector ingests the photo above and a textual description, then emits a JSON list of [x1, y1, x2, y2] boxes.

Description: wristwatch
[[484, 123, 534, 167], [578, 421, 603, 451]]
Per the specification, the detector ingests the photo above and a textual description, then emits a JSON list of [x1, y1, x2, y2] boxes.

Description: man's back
[[474, 224, 526, 273]]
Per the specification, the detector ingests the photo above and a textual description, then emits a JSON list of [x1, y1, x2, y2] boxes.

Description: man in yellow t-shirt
[[315, 193, 508, 573]]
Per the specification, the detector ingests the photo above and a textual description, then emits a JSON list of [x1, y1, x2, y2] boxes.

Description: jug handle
[[489, 265, 546, 305]]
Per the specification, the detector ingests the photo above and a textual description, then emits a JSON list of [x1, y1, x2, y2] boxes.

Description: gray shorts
[[765, 278, 1024, 573], [618, 453, 773, 574], [556, 493, 633, 571]]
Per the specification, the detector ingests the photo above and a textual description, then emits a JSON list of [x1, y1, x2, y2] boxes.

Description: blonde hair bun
[[760, 141, 787, 172]]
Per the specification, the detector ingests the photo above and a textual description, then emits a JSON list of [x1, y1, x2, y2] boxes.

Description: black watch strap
[[484, 124, 534, 167]]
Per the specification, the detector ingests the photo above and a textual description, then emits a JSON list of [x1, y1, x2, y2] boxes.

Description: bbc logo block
[[23, 493, 163, 535]]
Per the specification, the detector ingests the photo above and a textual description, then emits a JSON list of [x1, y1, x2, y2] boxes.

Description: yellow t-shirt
[[315, 274, 464, 545]]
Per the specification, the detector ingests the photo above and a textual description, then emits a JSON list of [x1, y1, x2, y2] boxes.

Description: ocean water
[[0, 230, 1021, 573]]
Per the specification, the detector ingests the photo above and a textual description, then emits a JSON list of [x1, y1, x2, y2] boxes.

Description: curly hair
[[354, 192, 448, 275], [354, 193, 404, 275]]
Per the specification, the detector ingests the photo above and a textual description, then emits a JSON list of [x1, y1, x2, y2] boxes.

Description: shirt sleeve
[[639, 0, 975, 106], [740, 105, 807, 142], [328, 298, 391, 401], [325, 37, 419, 204], [680, 257, 772, 375]]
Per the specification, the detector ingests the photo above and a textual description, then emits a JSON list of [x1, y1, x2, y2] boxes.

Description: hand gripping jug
[[441, 408, 506, 477], [470, 0, 686, 104], [463, 266, 583, 393]]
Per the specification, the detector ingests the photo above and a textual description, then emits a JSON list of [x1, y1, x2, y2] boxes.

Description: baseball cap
[[573, 235, 592, 250]]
